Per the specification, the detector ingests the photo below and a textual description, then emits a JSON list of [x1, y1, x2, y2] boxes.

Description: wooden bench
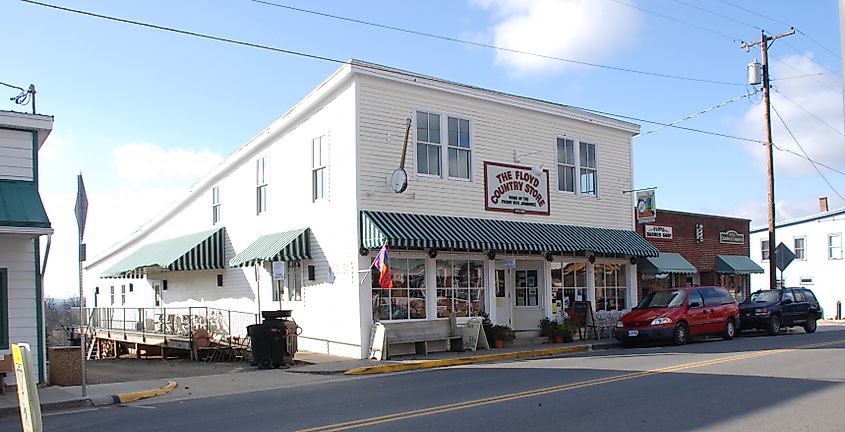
[[0, 354, 13, 394], [384, 318, 460, 358]]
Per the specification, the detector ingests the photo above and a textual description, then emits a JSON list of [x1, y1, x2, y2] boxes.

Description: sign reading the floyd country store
[[484, 161, 550, 215], [645, 225, 673, 239], [719, 230, 745, 245]]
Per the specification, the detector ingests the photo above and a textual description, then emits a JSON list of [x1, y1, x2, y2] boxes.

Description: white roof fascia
[[0, 110, 54, 148], [0, 226, 53, 236], [750, 206, 845, 233], [349, 60, 641, 135], [86, 63, 356, 268]]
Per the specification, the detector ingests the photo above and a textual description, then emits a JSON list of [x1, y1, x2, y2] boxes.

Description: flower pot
[[494, 339, 505, 349]]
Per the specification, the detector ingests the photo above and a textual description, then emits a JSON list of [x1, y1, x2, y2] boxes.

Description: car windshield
[[747, 290, 781, 303], [637, 290, 686, 308]]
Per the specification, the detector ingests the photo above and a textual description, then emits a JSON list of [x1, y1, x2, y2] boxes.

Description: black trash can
[[248, 310, 293, 369]]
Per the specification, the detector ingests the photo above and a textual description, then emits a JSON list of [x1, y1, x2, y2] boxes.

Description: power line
[[248, 0, 745, 86], [0, 81, 25, 92], [771, 103, 845, 201], [606, 0, 743, 41], [796, 28, 841, 60], [640, 92, 755, 136], [26, 0, 845, 168], [772, 88, 844, 137], [716, 0, 790, 28], [669, 0, 761, 31]]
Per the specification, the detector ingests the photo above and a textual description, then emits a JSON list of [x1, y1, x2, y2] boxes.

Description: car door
[[780, 289, 798, 326], [791, 289, 809, 324], [686, 289, 709, 336], [700, 288, 724, 334]]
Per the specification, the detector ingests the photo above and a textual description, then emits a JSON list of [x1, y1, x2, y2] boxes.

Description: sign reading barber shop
[[484, 161, 550, 215]]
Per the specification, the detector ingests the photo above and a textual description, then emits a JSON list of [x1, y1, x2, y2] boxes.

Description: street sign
[[774, 242, 796, 272]]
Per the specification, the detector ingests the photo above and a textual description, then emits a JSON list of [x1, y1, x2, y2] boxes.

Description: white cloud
[[470, 0, 644, 75], [739, 54, 845, 177], [39, 130, 76, 162], [114, 142, 224, 183]]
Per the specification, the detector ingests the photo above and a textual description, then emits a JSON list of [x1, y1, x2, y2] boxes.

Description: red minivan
[[614, 286, 739, 345]]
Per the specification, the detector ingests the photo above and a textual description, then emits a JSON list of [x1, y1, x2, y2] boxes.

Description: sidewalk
[[0, 337, 617, 419]]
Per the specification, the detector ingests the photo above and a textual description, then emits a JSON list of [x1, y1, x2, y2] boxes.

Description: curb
[[0, 398, 92, 419], [344, 344, 592, 375], [91, 380, 178, 406]]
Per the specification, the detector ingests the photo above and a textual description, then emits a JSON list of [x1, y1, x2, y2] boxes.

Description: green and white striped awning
[[102, 227, 226, 278], [361, 211, 658, 257], [229, 228, 311, 267]]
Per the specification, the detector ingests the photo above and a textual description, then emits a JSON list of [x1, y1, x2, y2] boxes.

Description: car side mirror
[[782, 299, 793, 305], [689, 301, 701, 308]]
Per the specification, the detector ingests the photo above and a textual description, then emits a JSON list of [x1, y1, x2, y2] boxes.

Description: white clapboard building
[[84, 61, 657, 359], [750, 197, 845, 319], [0, 110, 53, 384]]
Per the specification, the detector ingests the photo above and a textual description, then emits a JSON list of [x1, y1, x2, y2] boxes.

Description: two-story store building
[[750, 197, 844, 319], [0, 109, 53, 385], [84, 61, 658, 359]]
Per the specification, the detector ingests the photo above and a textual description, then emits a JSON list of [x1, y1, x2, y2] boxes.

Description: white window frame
[[414, 109, 473, 182], [287, 261, 303, 302], [446, 116, 472, 180], [110, 286, 115, 305], [828, 233, 842, 260], [556, 137, 576, 194], [579, 141, 598, 197], [121, 284, 126, 305], [212, 185, 221, 225], [761, 239, 770, 261], [256, 156, 268, 215], [312, 135, 328, 202], [793, 236, 806, 260]]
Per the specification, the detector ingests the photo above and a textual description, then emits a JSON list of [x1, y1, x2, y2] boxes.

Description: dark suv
[[739, 288, 823, 335]]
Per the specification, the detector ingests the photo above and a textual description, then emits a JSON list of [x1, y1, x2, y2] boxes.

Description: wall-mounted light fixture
[[512, 150, 544, 175], [545, 252, 554, 262], [428, 248, 438, 258], [588, 255, 596, 264], [630, 256, 637, 265], [487, 250, 497, 260], [217, 274, 224, 287], [359, 247, 369, 256]]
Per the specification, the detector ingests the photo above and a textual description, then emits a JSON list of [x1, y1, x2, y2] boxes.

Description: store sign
[[719, 230, 745, 245], [645, 225, 673, 239], [483, 161, 550, 215], [635, 189, 656, 223]]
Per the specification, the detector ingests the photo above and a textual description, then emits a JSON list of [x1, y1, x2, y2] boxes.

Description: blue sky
[[4, 0, 843, 297]]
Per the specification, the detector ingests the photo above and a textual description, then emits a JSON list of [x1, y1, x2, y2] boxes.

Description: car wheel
[[804, 314, 818, 333], [723, 319, 736, 340], [767, 315, 781, 336], [672, 322, 689, 345]]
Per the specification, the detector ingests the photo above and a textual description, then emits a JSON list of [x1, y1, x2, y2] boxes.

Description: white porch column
[[486, 258, 496, 324], [586, 261, 596, 310], [627, 262, 638, 310], [543, 260, 552, 319]]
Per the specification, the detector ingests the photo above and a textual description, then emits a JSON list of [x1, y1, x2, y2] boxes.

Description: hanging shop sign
[[635, 189, 656, 223], [483, 161, 550, 215], [644, 225, 673, 239], [719, 230, 745, 245]]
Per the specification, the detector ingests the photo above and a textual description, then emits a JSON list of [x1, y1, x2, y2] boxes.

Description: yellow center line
[[297, 339, 845, 432]]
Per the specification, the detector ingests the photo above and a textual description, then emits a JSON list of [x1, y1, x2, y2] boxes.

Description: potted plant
[[538, 317, 555, 340], [554, 323, 575, 343], [487, 324, 516, 348]]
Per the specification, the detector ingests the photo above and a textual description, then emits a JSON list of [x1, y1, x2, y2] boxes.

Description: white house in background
[[750, 197, 845, 319], [83, 60, 657, 359], [0, 110, 53, 385]]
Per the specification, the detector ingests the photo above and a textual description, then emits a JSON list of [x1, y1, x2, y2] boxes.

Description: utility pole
[[741, 28, 794, 290]]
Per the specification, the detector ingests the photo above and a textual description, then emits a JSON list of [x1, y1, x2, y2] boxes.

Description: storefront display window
[[372, 258, 426, 321], [551, 262, 586, 314], [595, 263, 627, 311], [436, 259, 485, 318]]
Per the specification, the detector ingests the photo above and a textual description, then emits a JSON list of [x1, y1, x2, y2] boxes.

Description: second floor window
[[256, 157, 268, 215], [447, 117, 471, 179], [794, 237, 806, 260], [828, 233, 842, 260], [556, 138, 576, 193], [579, 142, 597, 196], [416, 111, 441, 176], [212, 186, 221, 225], [761, 239, 770, 261], [312, 136, 328, 201]]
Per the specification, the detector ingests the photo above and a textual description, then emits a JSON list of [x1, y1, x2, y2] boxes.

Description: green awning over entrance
[[229, 228, 311, 267], [102, 227, 226, 278], [361, 211, 658, 257], [0, 179, 51, 231], [638, 252, 697, 274], [716, 255, 764, 274]]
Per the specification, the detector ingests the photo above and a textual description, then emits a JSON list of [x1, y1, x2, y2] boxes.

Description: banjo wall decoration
[[389, 118, 412, 194]]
